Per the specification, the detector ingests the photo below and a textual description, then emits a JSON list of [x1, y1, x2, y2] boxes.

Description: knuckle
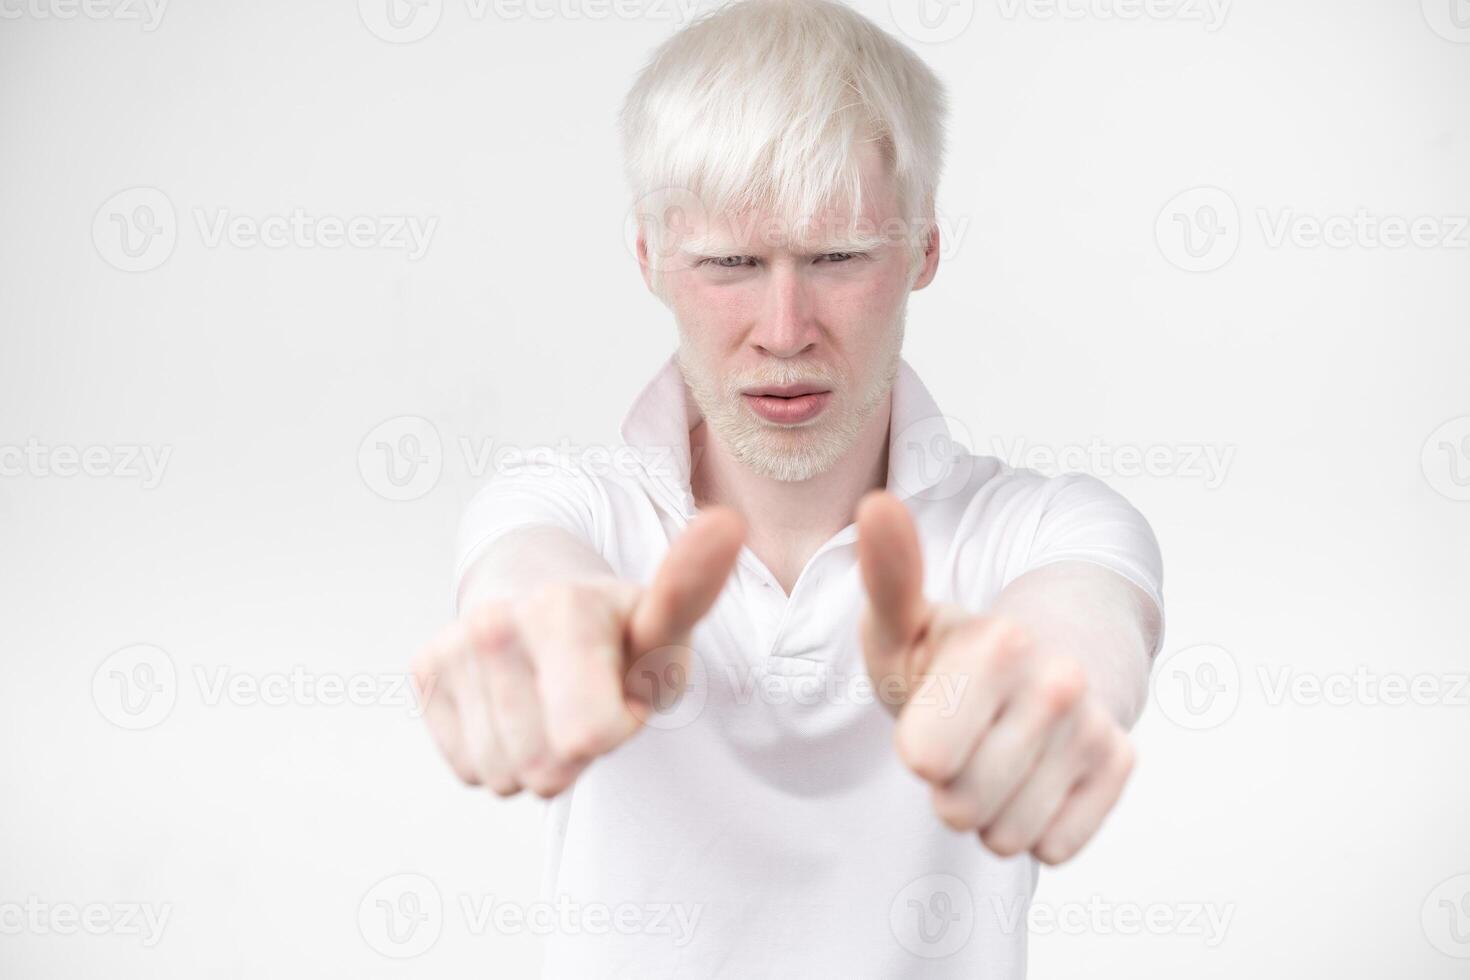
[[931, 787, 983, 832], [1078, 732, 1111, 768], [469, 743, 520, 796], [450, 756, 481, 787], [984, 631, 1025, 673], [520, 775, 558, 799], [412, 623, 463, 682], [487, 776, 522, 799], [504, 737, 549, 775], [466, 600, 516, 652], [519, 766, 567, 799], [1034, 834, 1075, 866], [980, 826, 1025, 858], [1038, 659, 1087, 715], [410, 645, 440, 689], [1072, 709, 1113, 762], [895, 723, 961, 784], [1115, 739, 1138, 778], [998, 618, 1038, 653]]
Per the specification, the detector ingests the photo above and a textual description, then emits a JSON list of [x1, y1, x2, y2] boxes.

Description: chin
[[731, 417, 851, 483]]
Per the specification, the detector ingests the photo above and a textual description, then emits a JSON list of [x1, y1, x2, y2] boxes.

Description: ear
[[636, 229, 655, 293], [637, 229, 674, 308], [909, 217, 942, 292]]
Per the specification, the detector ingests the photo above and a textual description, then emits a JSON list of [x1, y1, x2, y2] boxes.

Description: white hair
[[619, 0, 949, 292]]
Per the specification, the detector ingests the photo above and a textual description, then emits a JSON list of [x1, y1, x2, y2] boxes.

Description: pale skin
[[413, 141, 1160, 865]]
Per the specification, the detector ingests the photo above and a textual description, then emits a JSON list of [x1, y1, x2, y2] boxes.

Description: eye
[[818, 252, 865, 263], [698, 255, 757, 269]]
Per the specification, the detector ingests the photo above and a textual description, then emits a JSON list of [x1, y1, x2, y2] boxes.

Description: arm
[[455, 525, 618, 612], [989, 559, 1162, 729]]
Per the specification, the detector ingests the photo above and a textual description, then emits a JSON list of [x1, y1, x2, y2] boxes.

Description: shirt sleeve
[[451, 457, 607, 605], [1020, 472, 1166, 657]]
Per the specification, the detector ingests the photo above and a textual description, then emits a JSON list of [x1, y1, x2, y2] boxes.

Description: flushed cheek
[[676, 286, 760, 345]]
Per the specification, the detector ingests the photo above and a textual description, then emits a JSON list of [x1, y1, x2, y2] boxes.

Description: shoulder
[[935, 454, 1163, 606]]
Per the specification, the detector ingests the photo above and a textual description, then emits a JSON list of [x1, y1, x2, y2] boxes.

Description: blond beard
[[677, 316, 905, 483]]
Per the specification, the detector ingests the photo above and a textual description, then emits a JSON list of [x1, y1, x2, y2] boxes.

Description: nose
[[749, 261, 818, 358]]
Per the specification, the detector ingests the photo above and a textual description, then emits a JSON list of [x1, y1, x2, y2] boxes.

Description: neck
[[689, 392, 893, 593]]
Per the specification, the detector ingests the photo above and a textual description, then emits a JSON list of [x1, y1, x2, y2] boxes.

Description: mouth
[[739, 384, 833, 425]]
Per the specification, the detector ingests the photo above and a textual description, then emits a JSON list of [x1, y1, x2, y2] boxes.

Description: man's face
[[639, 141, 939, 483]]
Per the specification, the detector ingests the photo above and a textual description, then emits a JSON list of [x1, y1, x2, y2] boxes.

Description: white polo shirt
[[455, 353, 1165, 979]]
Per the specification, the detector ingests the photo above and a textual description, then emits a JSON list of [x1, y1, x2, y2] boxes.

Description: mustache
[[720, 363, 840, 394]]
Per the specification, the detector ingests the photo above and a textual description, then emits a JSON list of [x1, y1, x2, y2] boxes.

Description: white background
[[1, 0, 1467, 976]]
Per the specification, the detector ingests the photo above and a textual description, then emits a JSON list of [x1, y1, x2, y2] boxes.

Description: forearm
[[456, 526, 616, 614], [989, 560, 1161, 728]]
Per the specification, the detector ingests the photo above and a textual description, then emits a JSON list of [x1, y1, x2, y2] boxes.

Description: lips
[[741, 383, 830, 398], [740, 387, 833, 425]]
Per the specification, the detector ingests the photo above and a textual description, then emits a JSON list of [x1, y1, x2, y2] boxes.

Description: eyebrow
[[676, 230, 889, 258]]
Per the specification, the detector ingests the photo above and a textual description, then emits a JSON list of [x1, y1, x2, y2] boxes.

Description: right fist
[[412, 507, 745, 798]]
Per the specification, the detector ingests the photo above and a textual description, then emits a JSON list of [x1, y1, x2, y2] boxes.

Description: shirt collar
[[617, 352, 956, 514]]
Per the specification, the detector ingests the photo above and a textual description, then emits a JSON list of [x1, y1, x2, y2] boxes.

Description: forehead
[[686, 139, 901, 253]]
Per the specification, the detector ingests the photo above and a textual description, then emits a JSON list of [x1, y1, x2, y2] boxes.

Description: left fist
[[856, 491, 1137, 866]]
